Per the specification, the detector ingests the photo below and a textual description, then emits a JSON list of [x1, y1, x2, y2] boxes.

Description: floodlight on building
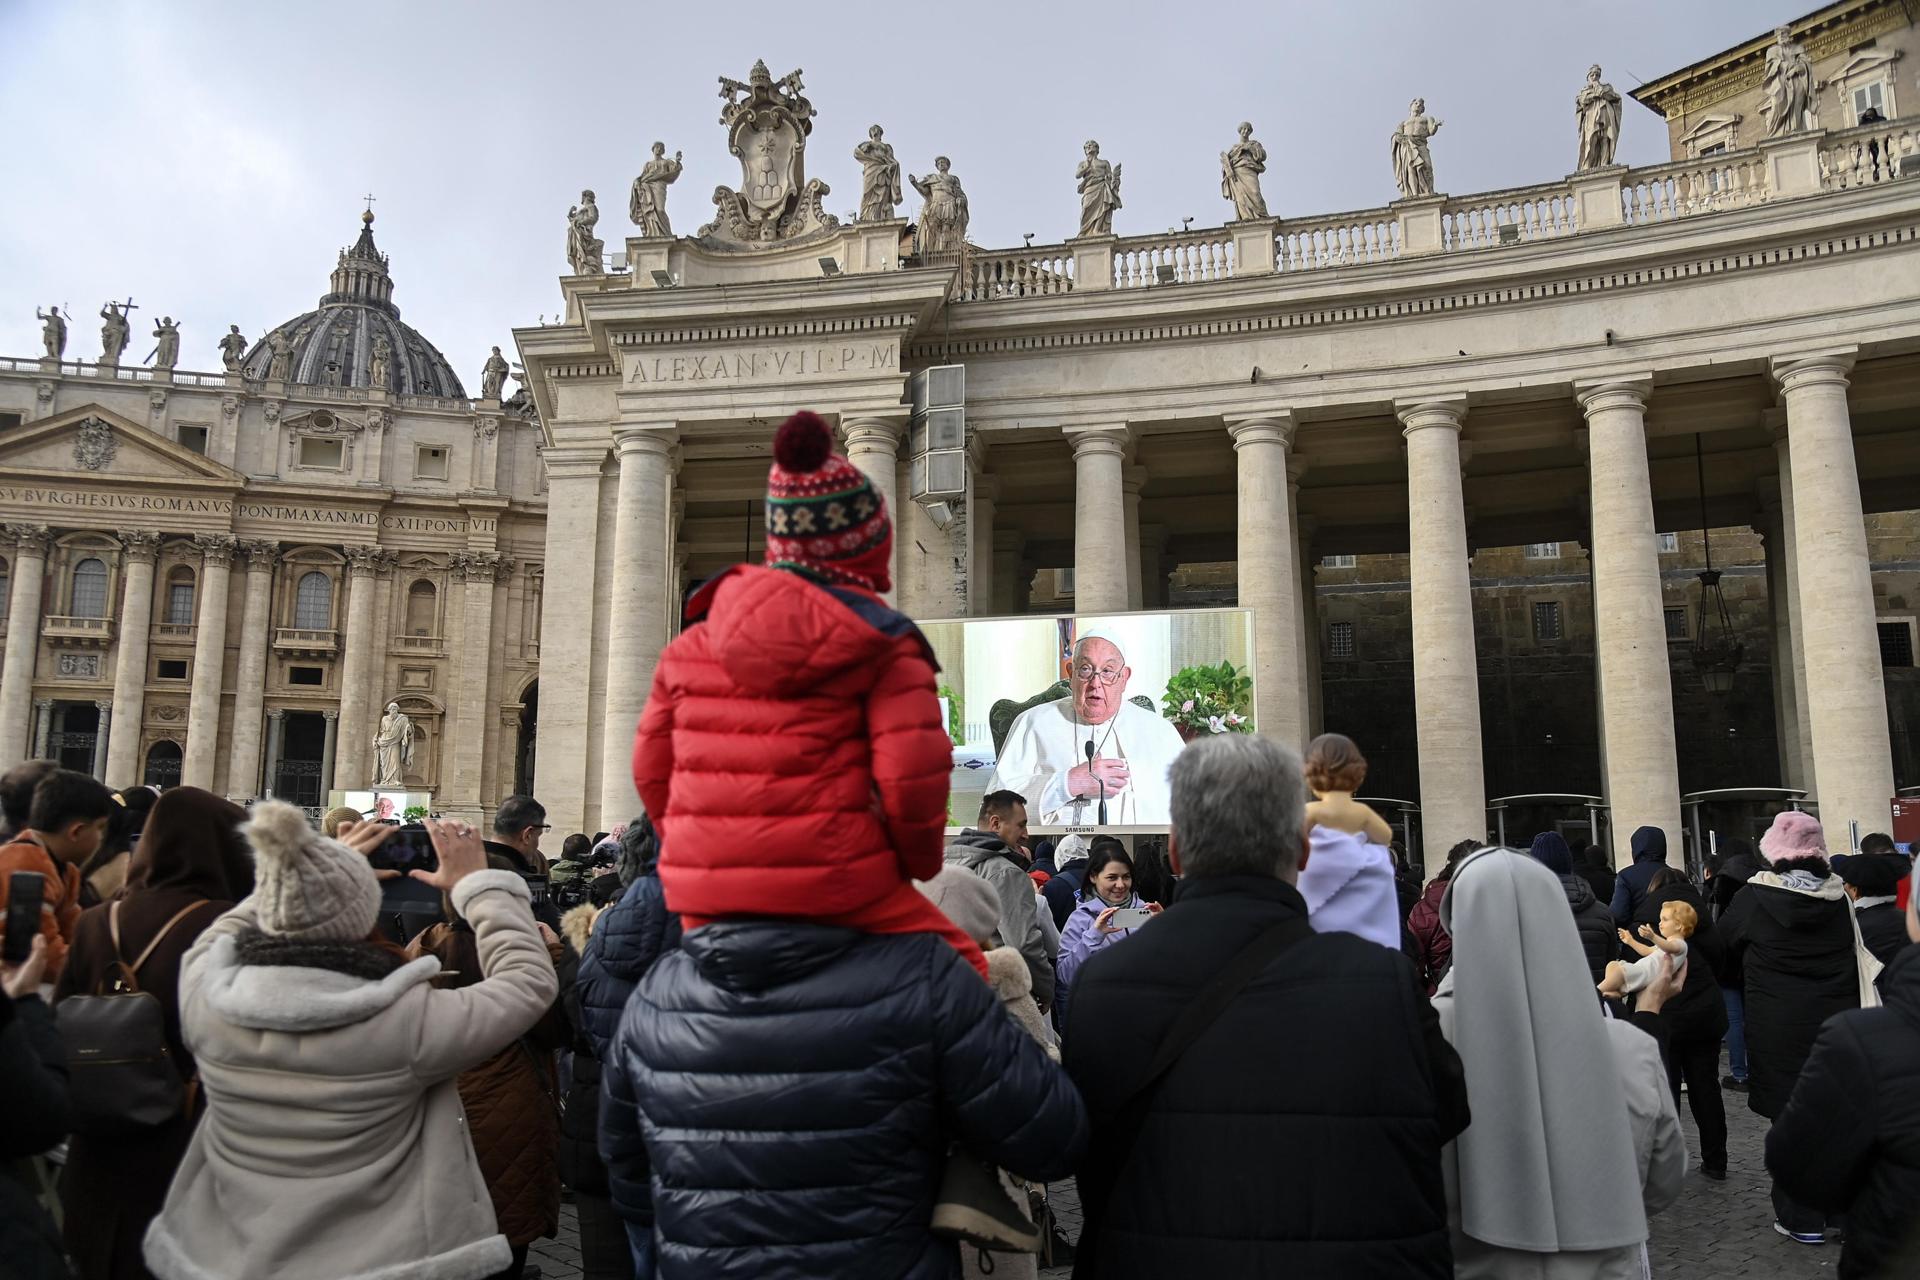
[[1182, 216, 1195, 231], [1023, 233, 1035, 248], [650, 270, 677, 289], [1498, 223, 1521, 245], [922, 499, 956, 531], [818, 257, 842, 277], [1154, 264, 1178, 285]]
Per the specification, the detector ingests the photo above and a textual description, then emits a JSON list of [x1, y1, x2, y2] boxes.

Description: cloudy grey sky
[[0, 0, 1808, 388]]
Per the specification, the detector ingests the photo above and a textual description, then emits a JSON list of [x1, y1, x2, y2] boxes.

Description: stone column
[[602, 427, 678, 826], [263, 708, 285, 797], [1228, 416, 1303, 745], [1122, 465, 1145, 611], [1578, 379, 1682, 860], [104, 531, 162, 784], [535, 447, 608, 840], [1065, 426, 1131, 613], [181, 535, 237, 789], [842, 416, 905, 600], [1397, 399, 1487, 848], [332, 545, 385, 788], [1140, 525, 1170, 610], [970, 473, 997, 616], [225, 542, 276, 802], [1770, 418, 1817, 796], [31, 699, 52, 758], [320, 710, 338, 795], [1756, 489, 1806, 790], [1294, 504, 1323, 741], [0, 525, 51, 760], [992, 530, 1024, 615], [449, 552, 508, 818], [1775, 354, 1894, 842], [91, 702, 111, 780]]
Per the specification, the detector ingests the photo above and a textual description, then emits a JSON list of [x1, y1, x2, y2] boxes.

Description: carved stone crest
[[73, 417, 118, 471], [698, 60, 840, 249]]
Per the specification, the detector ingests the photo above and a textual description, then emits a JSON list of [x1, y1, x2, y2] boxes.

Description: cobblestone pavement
[[531, 1078, 1840, 1279]]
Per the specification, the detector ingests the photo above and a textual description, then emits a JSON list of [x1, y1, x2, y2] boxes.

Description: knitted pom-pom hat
[[1759, 809, 1827, 865], [763, 410, 893, 593], [243, 800, 383, 942]]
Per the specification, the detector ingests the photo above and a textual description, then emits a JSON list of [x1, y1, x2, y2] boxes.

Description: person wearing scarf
[[1434, 848, 1685, 1278]]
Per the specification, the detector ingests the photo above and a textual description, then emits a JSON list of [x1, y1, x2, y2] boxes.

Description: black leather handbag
[[56, 900, 204, 1136]]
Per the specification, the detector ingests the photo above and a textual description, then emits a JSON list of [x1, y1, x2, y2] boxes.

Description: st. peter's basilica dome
[[241, 210, 466, 398]]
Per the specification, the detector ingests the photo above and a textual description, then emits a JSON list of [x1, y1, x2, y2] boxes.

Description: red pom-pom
[[772, 411, 833, 473]]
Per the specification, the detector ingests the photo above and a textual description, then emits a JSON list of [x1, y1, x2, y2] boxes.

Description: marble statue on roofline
[[855, 124, 902, 222], [1076, 140, 1122, 237], [1575, 66, 1622, 171], [632, 142, 683, 238], [1222, 122, 1269, 221], [1391, 99, 1442, 199], [567, 190, 605, 274]]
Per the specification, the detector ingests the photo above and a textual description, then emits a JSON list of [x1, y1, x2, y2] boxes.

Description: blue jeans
[[1722, 985, 1747, 1081], [625, 1221, 656, 1280]]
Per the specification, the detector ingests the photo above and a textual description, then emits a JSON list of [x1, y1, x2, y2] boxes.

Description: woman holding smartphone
[[1055, 840, 1162, 1034]]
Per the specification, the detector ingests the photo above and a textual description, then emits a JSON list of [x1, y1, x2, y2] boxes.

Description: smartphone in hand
[[1107, 905, 1155, 930], [4, 871, 44, 964]]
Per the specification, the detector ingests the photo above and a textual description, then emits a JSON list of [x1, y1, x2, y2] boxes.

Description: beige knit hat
[[915, 866, 1002, 949], [244, 800, 382, 942]]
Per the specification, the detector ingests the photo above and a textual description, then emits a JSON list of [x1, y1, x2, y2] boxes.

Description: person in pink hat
[[1720, 809, 1859, 1245]]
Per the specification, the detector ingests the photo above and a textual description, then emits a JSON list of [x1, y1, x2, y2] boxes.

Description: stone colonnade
[[0, 531, 527, 815]]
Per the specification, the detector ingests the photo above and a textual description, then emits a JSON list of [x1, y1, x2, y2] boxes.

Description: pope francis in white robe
[[988, 635, 1188, 826]]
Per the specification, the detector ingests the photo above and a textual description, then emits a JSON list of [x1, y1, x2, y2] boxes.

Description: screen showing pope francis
[[920, 609, 1256, 833]]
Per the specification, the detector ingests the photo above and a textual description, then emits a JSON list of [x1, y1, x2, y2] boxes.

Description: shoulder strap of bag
[[107, 901, 210, 993]]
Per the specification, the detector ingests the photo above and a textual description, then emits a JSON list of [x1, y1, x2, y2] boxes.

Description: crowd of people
[[2, 409, 1918, 1279]]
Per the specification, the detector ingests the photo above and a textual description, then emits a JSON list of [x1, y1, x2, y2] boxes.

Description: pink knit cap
[[1759, 810, 1827, 864]]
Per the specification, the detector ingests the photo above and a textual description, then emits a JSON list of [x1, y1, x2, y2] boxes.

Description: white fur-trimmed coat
[[142, 870, 558, 1280]]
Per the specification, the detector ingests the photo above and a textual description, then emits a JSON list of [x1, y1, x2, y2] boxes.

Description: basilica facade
[[3, 0, 1918, 863]]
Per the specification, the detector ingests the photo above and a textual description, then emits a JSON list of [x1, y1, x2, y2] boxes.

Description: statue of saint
[[631, 142, 684, 238], [1221, 122, 1269, 221], [566, 190, 604, 275], [1764, 25, 1814, 139], [99, 302, 131, 366], [36, 305, 67, 360], [217, 324, 247, 372], [1391, 98, 1443, 199], [854, 125, 902, 221], [369, 333, 392, 389], [266, 329, 295, 382], [372, 701, 416, 788], [151, 317, 180, 370], [480, 346, 510, 400], [1076, 141, 1123, 238], [1575, 66, 1623, 171], [909, 157, 970, 257]]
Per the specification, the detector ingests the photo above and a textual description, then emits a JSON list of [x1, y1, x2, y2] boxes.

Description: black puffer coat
[[1557, 871, 1615, 985], [1633, 878, 1729, 1044], [1767, 945, 1920, 1279], [602, 921, 1087, 1279], [1721, 873, 1858, 1117]]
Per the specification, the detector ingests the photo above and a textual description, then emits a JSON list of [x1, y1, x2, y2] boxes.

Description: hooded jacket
[[142, 870, 558, 1280], [945, 830, 1054, 1006], [1767, 944, 1920, 1279], [1608, 827, 1670, 928], [632, 566, 981, 972], [1720, 871, 1859, 1118], [1408, 876, 1453, 994], [600, 920, 1086, 1279], [1528, 834, 1613, 984]]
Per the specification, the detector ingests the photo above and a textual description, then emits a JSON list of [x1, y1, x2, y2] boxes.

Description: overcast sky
[[0, 0, 1809, 388]]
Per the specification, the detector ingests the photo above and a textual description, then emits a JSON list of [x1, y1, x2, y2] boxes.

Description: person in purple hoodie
[[1055, 842, 1161, 1033], [1296, 733, 1402, 949]]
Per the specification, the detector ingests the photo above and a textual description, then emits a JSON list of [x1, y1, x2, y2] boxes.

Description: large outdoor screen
[[919, 608, 1257, 834]]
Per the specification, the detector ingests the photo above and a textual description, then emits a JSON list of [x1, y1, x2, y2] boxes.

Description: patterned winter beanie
[[243, 800, 383, 943], [764, 411, 893, 593]]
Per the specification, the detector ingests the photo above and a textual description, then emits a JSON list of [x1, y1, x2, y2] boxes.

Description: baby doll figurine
[[1598, 898, 1695, 997]]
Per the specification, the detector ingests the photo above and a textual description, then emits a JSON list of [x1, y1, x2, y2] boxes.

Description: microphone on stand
[[1086, 739, 1107, 827]]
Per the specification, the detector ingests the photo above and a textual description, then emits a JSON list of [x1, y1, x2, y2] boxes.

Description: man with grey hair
[[1063, 734, 1469, 1277]]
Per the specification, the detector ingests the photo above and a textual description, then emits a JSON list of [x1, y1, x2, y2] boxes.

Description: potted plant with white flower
[[1161, 660, 1254, 741]]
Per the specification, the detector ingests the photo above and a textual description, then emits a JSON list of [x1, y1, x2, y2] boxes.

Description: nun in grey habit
[[1433, 847, 1687, 1280]]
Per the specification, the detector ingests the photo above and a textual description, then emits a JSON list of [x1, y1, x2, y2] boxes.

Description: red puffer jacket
[[634, 565, 984, 974]]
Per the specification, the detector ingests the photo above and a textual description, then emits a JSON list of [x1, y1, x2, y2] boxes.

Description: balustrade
[[953, 246, 1076, 301], [1276, 211, 1400, 271], [1441, 185, 1578, 250], [1621, 153, 1768, 224], [1822, 119, 1920, 189], [1110, 230, 1236, 288]]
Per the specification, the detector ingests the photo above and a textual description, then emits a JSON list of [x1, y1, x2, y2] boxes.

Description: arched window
[[70, 558, 108, 618], [405, 580, 437, 636], [143, 740, 183, 789], [165, 566, 196, 625], [294, 571, 333, 630]]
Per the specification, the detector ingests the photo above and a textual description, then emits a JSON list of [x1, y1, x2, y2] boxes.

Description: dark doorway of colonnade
[[515, 681, 538, 799]]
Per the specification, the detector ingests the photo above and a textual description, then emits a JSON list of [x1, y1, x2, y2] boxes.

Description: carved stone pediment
[[281, 408, 367, 437], [0, 405, 244, 487]]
